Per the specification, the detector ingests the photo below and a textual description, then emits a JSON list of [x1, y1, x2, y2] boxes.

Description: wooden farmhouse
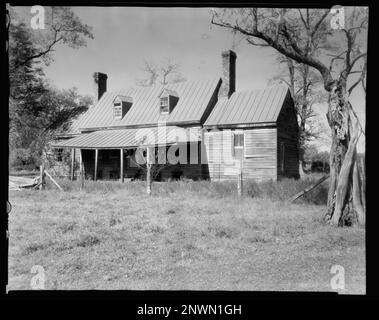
[[53, 50, 299, 182]]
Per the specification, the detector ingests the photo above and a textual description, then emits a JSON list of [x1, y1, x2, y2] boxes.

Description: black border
[[1, 0, 376, 305]]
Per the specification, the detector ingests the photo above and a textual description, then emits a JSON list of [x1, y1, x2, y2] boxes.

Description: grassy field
[[8, 178, 365, 293]]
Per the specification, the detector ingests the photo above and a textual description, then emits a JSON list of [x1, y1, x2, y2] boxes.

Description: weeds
[[8, 175, 364, 293], [44, 174, 328, 205], [75, 234, 101, 248]]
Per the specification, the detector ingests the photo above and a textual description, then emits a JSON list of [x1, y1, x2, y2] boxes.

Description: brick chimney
[[218, 50, 236, 99], [93, 72, 108, 102]]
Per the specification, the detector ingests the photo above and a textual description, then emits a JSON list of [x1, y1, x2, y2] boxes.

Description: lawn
[[7, 179, 365, 293]]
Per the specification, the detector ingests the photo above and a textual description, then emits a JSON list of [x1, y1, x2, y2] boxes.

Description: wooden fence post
[[146, 146, 152, 195], [237, 159, 243, 196], [39, 164, 45, 190]]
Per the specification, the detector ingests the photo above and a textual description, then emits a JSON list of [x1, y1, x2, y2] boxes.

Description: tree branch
[[14, 31, 63, 69], [348, 58, 367, 96], [211, 12, 335, 91], [310, 9, 330, 39]]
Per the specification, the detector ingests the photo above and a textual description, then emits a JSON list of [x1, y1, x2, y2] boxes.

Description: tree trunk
[[324, 83, 365, 226], [146, 147, 152, 196], [146, 163, 152, 195]]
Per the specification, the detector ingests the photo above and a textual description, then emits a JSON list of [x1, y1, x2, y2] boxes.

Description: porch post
[[70, 148, 75, 181], [120, 148, 124, 183], [79, 149, 84, 190], [94, 149, 98, 181]]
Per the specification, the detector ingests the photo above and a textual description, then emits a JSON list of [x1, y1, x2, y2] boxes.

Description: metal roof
[[114, 95, 133, 103], [72, 78, 220, 132], [67, 111, 88, 135], [204, 85, 290, 127], [52, 126, 201, 149], [159, 88, 179, 98]]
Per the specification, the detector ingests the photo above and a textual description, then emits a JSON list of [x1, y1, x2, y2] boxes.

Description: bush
[[10, 148, 40, 170], [311, 160, 330, 173], [304, 146, 330, 174]]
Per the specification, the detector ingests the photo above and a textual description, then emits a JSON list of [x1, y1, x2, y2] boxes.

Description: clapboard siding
[[276, 94, 299, 179], [244, 128, 277, 181], [204, 128, 277, 181], [79, 92, 299, 182]]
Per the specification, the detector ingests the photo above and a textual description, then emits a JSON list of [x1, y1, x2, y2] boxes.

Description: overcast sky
[[13, 6, 366, 152]]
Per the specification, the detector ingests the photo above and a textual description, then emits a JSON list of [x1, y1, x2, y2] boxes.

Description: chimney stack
[[218, 50, 236, 99], [93, 72, 108, 102]]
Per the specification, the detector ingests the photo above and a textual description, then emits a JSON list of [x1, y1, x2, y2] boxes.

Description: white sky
[[12, 6, 366, 152]]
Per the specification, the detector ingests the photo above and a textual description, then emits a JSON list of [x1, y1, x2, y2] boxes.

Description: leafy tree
[[9, 6, 94, 71], [8, 6, 94, 169], [10, 85, 92, 168], [211, 7, 367, 226]]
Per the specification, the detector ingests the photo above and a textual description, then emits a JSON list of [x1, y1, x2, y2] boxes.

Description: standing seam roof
[[204, 85, 289, 126], [72, 78, 220, 132], [52, 126, 201, 149]]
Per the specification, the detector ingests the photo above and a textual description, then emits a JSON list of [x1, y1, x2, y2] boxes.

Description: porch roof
[[51, 126, 201, 149]]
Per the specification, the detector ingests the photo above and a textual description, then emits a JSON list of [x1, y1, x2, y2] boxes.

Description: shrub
[[10, 148, 40, 170]]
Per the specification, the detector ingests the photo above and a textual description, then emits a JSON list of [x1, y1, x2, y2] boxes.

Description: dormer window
[[113, 95, 133, 120], [160, 97, 169, 114], [158, 89, 179, 115], [114, 102, 122, 119]]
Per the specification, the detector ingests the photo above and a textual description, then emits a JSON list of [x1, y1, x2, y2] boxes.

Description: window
[[207, 134, 214, 163], [158, 89, 179, 114], [54, 148, 64, 162], [160, 97, 169, 114], [114, 102, 122, 119], [233, 131, 244, 159], [113, 96, 133, 119]]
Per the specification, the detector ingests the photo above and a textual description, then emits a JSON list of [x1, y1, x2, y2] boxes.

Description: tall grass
[[245, 177, 328, 205], [9, 173, 364, 292], [44, 174, 328, 205]]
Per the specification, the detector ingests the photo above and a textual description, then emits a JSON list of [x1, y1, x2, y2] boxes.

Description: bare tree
[[270, 54, 327, 174], [131, 141, 171, 195], [136, 58, 186, 87], [211, 7, 367, 226]]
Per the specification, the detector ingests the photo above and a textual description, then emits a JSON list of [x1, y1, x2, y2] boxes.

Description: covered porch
[[51, 126, 203, 182]]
